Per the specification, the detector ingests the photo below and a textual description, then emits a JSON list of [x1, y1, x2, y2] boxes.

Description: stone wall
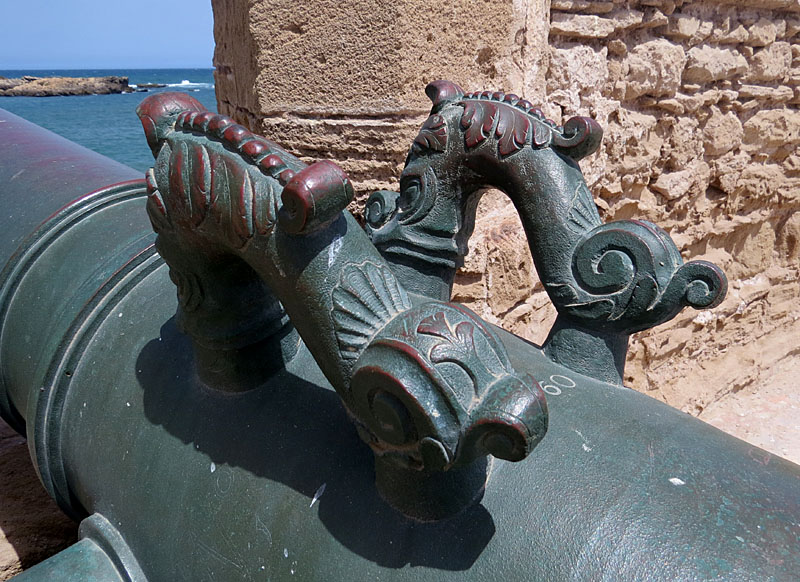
[[478, 0, 800, 418], [213, 0, 550, 194], [212, 0, 800, 444]]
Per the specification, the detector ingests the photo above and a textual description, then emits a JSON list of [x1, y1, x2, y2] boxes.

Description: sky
[[0, 0, 215, 69]]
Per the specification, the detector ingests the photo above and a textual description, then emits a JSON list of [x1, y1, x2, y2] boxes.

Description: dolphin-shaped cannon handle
[[367, 80, 728, 385], [137, 93, 548, 520]]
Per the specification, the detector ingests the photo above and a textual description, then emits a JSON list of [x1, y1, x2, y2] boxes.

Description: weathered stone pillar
[[212, 0, 551, 195]]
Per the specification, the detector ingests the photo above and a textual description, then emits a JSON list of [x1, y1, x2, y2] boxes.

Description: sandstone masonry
[[527, 0, 800, 420]]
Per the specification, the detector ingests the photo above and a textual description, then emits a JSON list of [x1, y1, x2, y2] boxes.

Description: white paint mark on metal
[[542, 384, 562, 396], [310, 483, 327, 507], [327, 236, 343, 268], [574, 429, 592, 452], [550, 374, 576, 388], [669, 477, 685, 486]]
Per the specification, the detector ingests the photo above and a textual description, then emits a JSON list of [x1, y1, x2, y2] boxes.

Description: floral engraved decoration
[[349, 302, 548, 470], [417, 311, 477, 366], [412, 114, 448, 153], [137, 93, 290, 249], [460, 99, 533, 156], [331, 261, 411, 364]]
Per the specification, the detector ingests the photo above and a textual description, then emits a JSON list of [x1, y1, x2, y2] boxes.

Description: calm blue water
[[0, 68, 217, 172]]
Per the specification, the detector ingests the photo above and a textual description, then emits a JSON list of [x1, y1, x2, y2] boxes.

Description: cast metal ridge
[[79, 513, 149, 582], [33, 244, 162, 520], [0, 180, 148, 433]]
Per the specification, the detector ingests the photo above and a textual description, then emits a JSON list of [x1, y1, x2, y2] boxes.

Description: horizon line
[[0, 66, 215, 71]]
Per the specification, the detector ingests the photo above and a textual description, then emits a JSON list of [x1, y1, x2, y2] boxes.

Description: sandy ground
[[700, 355, 800, 464], [0, 421, 76, 580], [1, 356, 798, 579]]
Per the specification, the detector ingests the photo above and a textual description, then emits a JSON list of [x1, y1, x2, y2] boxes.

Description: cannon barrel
[[1, 105, 799, 581]]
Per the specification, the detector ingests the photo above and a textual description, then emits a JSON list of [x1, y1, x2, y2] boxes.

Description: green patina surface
[[0, 82, 796, 581]]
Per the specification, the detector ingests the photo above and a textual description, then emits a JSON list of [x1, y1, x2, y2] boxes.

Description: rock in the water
[[0, 76, 132, 97]]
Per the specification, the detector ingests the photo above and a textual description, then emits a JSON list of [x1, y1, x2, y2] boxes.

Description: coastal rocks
[[0, 76, 35, 90], [0, 76, 132, 97]]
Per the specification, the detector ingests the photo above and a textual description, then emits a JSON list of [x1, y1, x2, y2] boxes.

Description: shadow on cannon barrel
[[135, 318, 495, 571]]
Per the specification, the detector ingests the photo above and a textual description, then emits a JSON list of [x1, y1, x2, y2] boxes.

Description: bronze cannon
[[1, 81, 798, 581]]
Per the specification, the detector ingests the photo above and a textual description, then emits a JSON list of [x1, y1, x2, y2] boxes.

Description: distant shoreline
[[0, 68, 217, 172], [0, 68, 213, 73], [0, 75, 156, 97]]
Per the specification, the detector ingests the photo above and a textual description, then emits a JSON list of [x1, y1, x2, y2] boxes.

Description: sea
[[0, 68, 217, 173]]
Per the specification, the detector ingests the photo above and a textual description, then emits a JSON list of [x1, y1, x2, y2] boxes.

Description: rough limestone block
[[666, 13, 701, 39], [550, 0, 615, 14], [747, 17, 779, 46], [746, 42, 793, 82], [743, 109, 800, 149], [651, 169, 695, 199], [737, 84, 795, 102], [624, 39, 686, 99], [683, 45, 749, 83], [550, 12, 617, 38], [703, 106, 744, 155]]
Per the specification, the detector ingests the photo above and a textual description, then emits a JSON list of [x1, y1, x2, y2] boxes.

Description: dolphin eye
[[395, 167, 437, 226], [398, 178, 422, 214]]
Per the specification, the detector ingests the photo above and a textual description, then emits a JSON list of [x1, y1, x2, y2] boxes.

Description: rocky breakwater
[[0, 75, 132, 96]]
